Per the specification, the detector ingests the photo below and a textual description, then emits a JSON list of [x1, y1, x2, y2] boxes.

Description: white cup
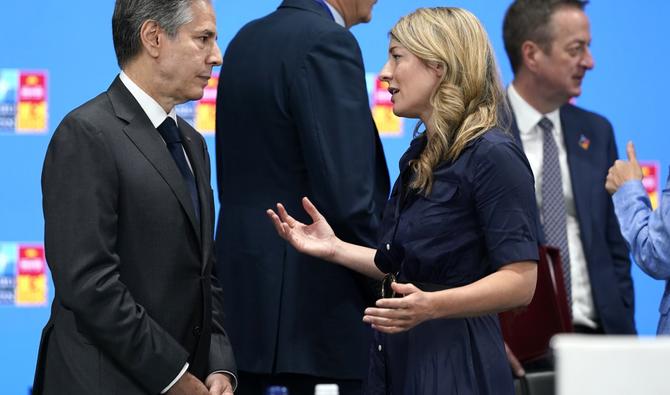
[[314, 383, 339, 395]]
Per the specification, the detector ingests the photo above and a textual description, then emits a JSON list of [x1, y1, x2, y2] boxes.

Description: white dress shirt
[[508, 84, 598, 329]]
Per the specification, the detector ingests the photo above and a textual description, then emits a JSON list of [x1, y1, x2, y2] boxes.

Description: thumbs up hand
[[606, 141, 644, 194]]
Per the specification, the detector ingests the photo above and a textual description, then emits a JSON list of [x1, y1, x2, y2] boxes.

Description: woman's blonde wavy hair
[[390, 7, 507, 193]]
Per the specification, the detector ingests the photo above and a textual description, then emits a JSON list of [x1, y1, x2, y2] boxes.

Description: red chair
[[499, 245, 573, 364]]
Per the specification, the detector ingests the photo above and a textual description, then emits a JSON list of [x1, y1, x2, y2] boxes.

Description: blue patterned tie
[[539, 117, 572, 308], [157, 117, 200, 224]]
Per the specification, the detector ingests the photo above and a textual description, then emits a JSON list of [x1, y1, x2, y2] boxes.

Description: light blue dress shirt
[[613, 173, 670, 334]]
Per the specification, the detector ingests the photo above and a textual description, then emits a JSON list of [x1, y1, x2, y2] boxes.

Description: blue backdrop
[[0, 1, 667, 393]]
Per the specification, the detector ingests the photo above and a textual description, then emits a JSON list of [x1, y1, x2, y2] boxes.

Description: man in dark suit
[[214, 0, 389, 393], [33, 1, 237, 394], [502, 0, 636, 375]]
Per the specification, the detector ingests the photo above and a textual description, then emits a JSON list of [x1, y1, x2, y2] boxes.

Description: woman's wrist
[[327, 236, 345, 263], [429, 289, 451, 320]]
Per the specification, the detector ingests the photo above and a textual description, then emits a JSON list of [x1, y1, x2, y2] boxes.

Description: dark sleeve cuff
[[488, 240, 539, 271]]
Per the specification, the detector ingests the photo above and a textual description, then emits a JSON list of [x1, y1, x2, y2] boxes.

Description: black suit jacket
[[33, 77, 236, 394], [509, 103, 636, 334], [215, 0, 390, 379]]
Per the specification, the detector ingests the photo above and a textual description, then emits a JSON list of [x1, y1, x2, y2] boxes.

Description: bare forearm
[[429, 261, 537, 319], [329, 239, 384, 280]]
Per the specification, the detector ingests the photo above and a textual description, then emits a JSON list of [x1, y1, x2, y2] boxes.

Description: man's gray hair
[[112, 0, 199, 67]]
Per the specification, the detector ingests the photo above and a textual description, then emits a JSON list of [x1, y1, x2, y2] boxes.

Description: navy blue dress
[[367, 128, 540, 394]]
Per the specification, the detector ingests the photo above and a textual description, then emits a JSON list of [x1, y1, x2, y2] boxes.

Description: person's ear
[[140, 20, 162, 58], [431, 62, 445, 80], [521, 40, 544, 73]]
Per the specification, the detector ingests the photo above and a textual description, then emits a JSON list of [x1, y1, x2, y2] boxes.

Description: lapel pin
[[578, 134, 590, 150]]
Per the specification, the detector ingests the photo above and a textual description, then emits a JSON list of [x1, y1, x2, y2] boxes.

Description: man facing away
[[214, 0, 389, 393], [502, 0, 636, 375], [33, 1, 237, 394]]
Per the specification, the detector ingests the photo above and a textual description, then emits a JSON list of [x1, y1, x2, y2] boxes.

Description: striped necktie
[[539, 116, 572, 308]]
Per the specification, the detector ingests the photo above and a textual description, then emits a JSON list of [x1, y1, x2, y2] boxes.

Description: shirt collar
[[119, 71, 177, 128], [323, 1, 346, 28], [507, 83, 560, 136]]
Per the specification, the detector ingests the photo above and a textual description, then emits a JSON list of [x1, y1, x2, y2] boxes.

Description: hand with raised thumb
[[606, 141, 643, 195]]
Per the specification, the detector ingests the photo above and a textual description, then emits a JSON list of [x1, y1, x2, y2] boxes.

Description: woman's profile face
[[378, 39, 442, 124]]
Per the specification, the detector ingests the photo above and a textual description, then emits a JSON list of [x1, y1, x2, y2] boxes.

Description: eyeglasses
[[381, 272, 398, 298]]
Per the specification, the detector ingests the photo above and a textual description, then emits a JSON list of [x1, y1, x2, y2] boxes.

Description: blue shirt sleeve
[[612, 176, 670, 280]]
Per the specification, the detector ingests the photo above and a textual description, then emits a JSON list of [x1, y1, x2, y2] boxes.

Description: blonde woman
[[268, 7, 539, 394]]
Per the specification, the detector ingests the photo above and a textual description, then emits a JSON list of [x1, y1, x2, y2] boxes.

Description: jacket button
[[193, 325, 202, 337], [385, 243, 390, 251]]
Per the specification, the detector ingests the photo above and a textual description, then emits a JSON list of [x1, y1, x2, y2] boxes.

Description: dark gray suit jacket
[[215, 0, 389, 380], [33, 77, 236, 394]]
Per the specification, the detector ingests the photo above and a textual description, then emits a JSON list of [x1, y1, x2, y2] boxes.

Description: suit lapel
[[506, 103, 523, 146], [179, 119, 212, 272], [560, 105, 593, 250], [106, 77, 202, 242]]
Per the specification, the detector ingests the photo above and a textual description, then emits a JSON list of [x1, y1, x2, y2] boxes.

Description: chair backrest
[[499, 245, 572, 363], [515, 371, 555, 395]]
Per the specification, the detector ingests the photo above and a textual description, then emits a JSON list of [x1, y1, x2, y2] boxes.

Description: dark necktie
[[157, 117, 200, 224], [539, 117, 572, 308]]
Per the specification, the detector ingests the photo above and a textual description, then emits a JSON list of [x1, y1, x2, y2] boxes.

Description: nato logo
[[0, 243, 17, 305]]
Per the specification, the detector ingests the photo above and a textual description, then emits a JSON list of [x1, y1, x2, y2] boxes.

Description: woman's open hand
[[267, 197, 338, 260]]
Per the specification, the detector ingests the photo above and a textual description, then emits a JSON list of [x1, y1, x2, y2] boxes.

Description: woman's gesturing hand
[[267, 197, 339, 260]]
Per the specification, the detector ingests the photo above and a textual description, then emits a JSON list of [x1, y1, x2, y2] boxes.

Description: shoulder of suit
[[276, 0, 345, 27], [238, 3, 355, 48], [561, 102, 612, 127], [55, 91, 116, 135], [44, 93, 123, 156], [69, 91, 111, 117]]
